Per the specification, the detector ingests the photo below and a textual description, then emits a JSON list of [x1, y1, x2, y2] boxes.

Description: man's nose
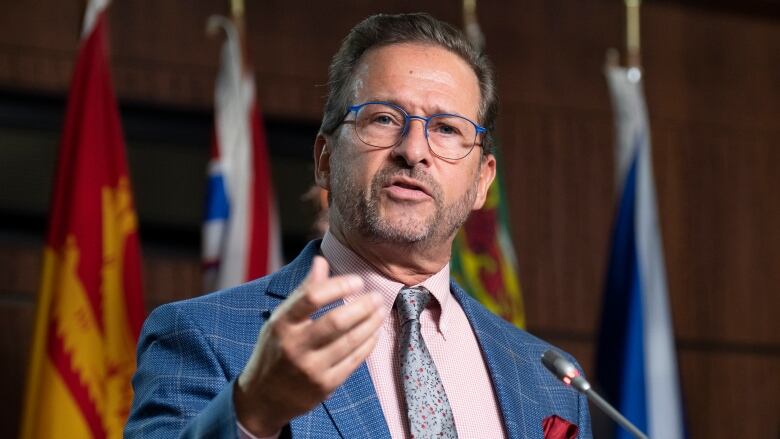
[[391, 117, 430, 166]]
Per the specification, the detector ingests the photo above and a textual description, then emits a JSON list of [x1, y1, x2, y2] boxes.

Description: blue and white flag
[[202, 16, 282, 292], [596, 66, 685, 439]]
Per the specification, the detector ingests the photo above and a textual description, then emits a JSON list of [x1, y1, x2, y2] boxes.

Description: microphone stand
[[581, 387, 648, 439], [541, 349, 649, 439]]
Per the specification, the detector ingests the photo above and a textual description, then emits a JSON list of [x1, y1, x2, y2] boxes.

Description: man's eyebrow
[[363, 97, 463, 117], [363, 96, 401, 107]]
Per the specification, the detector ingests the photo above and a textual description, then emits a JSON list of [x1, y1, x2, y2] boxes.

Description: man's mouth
[[384, 176, 433, 200]]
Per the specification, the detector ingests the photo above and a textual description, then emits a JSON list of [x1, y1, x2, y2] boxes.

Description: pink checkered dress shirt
[[239, 233, 506, 438]]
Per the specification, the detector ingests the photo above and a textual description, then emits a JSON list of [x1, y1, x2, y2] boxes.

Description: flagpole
[[462, 0, 485, 51], [230, 0, 244, 39], [230, 0, 243, 20], [456, 0, 527, 328], [230, 0, 250, 72], [625, 0, 641, 68]]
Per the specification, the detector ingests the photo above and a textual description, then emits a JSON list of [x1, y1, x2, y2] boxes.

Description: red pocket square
[[543, 414, 579, 439]]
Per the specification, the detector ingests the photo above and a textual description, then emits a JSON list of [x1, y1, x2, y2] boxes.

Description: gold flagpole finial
[[230, 0, 245, 35], [228, 0, 249, 70], [625, 0, 641, 68], [462, 0, 485, 51], [230, 0, 244, 20], [463, 0, 477, 16]]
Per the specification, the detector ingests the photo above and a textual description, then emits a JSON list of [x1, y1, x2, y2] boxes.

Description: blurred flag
[[453, 6, 525, 328], [595, 65, 685, 439], [451, 156, 525, 328], [19, 0, 145, 437], [202, 16, 282, 291]]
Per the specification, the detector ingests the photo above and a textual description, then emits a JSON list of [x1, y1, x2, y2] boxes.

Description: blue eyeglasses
[[338, 101, 486, 160]]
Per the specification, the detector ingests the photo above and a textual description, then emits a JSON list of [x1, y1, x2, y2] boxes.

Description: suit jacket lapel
[[266, 241, 390, 439], [452, 281, 545, 439], [319, 364, 390, 438]]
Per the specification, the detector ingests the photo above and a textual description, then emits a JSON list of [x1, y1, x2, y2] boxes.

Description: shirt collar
[[321, 231, 454, 337]]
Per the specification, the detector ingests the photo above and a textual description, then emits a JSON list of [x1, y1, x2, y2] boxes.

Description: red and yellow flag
[[20, 1, 144, 438], [451, 159, 526, 328], [454, 5, 525, 328]]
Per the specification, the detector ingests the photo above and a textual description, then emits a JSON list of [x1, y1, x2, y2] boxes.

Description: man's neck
[[328, 225, 452, 286]]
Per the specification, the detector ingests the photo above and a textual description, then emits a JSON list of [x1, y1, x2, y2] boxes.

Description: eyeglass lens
[[353, 103, 477, 159]]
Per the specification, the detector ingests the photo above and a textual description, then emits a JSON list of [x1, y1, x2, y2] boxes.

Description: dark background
[[0, 1, 778, 437]]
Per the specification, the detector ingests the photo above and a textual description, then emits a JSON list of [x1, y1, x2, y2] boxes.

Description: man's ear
[[314, 134, 331, 190], [472, 154, 497, 210]]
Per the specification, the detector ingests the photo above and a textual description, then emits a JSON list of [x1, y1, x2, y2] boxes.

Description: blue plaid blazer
[[126, 240, 592, 438]]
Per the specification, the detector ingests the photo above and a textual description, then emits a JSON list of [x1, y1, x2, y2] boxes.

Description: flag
[[202, 16, 282, 292], [19, 0, 145, 437], [451, 155, 525, 328], [452, 7, 525, 328], [595, 65, 685, 439]]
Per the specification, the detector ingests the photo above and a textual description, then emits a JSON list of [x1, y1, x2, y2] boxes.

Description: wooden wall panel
[[0, 1, 82, 92], [141, 250, 202, 311], [501, 106, 614, 336], [678, 350, 780, 438], [0, 240, 41, 298], [0, 302, 35, 439], [644, 3, 780, 130], [654, 122, 780, 346], [0, 0, 778, 437]]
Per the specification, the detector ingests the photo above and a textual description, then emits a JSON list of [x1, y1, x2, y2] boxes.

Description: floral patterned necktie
[[395, 287, 458, 438]]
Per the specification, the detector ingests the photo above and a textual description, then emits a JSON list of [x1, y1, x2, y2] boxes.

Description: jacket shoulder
[[453, 283, 580, 365]]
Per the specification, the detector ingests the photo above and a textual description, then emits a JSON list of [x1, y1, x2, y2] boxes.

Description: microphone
[[541, 349, 649, 439]]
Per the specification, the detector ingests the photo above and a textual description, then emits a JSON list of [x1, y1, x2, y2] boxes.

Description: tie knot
[[395, 287, 431, 325]]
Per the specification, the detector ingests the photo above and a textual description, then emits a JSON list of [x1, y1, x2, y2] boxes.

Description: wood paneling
[[678, 350, 780, 438], [655, 121, 780, 346], [0, 241, 41, 298], [0, 302, 35, 439], [141, 250, 202, 311], [0, 1, 778, 437], [501, 106, 614, 335]]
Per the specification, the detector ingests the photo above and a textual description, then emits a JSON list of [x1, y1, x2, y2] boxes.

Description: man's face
[[321, 43, 495, 247]]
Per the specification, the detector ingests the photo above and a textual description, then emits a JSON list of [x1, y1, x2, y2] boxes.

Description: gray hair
[[319, 13, 498, 156]]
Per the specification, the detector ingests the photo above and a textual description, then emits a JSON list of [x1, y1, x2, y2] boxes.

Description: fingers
[[322, 327, 381, 388], [314, 298, 386, 365], [306, 292, 383, 348], [273, 255, 385, 388], [307, 254, 330, 283], [285, 256, 364, 322], [237, 256, 386, 434]]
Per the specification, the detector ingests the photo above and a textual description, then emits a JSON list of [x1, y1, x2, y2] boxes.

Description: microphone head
[[541, 349, 591, 393]]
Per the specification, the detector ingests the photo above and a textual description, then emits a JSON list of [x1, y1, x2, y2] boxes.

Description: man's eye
[[432, 123, 460, 136], [371, 114, 398, 125]]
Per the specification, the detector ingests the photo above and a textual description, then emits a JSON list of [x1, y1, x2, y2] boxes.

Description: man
[[126, 13, 592, 439]]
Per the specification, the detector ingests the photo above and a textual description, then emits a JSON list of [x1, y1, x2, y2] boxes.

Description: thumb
[[305, 255, 330, 285], [284, 255, 332, 322]]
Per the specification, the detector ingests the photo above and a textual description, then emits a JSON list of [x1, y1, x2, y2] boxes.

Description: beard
[[330, 154, 479, 247]]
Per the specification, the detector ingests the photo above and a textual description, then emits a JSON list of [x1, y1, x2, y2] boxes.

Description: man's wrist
[[237, 418, 281, 439], [233, 376, 284, 437]]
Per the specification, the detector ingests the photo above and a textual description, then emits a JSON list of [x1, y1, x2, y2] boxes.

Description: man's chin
[[378, 198, 436, 218], [364, 216, 436, 245]]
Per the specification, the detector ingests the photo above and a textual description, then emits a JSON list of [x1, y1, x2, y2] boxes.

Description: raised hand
[[234, 256, 385, 436]]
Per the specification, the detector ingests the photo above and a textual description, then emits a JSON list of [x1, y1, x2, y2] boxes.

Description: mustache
[[371, 162, 442, 198]]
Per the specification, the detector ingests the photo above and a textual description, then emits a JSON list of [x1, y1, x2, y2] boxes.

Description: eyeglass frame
[[335, 101, 487, 160]]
